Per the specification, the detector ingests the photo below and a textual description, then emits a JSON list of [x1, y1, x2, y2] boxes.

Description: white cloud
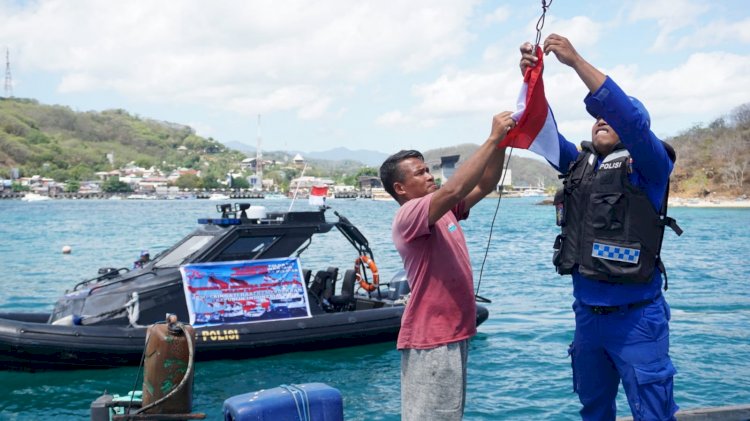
[[389, 12, 603, 133], [375, 110, 437, 129], [376, 111, 413, 127], [542, 15, 602, 48], [482, 14, 601, 68], [632, 52, 750, 120], [673, 18, 750, 50], [297, 97, 332, 120], [381, 47, 750, 145], [1, 0, 748, 154], [411, 71, 514, 116], [0, 0, 476, 118], [189, 121, 215, 139], [551, 52, 750, 139], [627, 0, 711, 51], [221, 85, 325, 115], [483, 5, 510, 25]]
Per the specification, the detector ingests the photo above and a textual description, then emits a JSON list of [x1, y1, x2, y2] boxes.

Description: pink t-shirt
[[393, 192, 477, 350]]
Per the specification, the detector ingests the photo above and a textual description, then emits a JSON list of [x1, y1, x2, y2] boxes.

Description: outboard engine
[[90, 393, 114, 421], [386, 269, 410, 300]]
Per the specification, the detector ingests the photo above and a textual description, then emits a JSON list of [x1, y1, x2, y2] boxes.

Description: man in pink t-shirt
[[379, 110, 515, 421]]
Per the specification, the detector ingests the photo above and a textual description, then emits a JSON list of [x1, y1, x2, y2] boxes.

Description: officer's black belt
[[586, 295, 660, 315]]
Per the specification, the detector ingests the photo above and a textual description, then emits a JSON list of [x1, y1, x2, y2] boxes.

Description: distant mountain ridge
[[2, 96, 746, 196], [224, 141, 388, 167], [226, 140, 559, 188]]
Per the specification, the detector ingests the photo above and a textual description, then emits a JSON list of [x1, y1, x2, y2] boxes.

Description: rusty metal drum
[[141, 315, 196, 415]]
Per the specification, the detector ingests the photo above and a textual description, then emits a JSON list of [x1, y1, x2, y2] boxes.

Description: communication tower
[[4, 48, 12, 98], [256, 114, 263, 189]]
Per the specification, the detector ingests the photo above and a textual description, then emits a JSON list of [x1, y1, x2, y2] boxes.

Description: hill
[[225, 141, 387, 178], [227, 140, 558, 188], [0, 97, 243, 184], [667, 103, 750, 198], [1, 96, 747, 197], [420, 143, 559, 189]]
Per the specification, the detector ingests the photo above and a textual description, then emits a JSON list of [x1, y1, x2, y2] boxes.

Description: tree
[[70, 164, 95, 181], [101, 176, 132, 193], [341, 166, 379, 186], [175, 173, 202, 190], [47, 168, 71, 182], [231, 176, 250, 189], [11, 182, 29, 192], [135, 158, 155, 169], [65, 180, 80, 193], [731, 103, 750, 130], [202, 176, 220, 190]]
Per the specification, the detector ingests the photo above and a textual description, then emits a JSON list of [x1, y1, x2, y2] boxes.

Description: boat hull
[[0, 305, 489, 371]]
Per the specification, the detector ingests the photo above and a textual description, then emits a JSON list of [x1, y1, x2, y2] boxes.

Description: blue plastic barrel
[[223, 382, 343, 421]]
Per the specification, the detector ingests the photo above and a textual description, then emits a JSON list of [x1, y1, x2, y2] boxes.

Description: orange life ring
[[354, 255, 379, 292]]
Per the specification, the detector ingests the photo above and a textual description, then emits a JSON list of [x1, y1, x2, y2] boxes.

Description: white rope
[[126, 292, 141, 327], [281, 384, 311, 421], [288, 163, 308, 212]]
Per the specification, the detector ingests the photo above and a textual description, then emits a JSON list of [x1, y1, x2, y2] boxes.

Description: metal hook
[[534, 0, 553, 52]]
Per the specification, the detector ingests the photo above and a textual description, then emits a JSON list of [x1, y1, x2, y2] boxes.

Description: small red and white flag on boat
[[308, 185, 328, 206], [500, 46, 561, 166]]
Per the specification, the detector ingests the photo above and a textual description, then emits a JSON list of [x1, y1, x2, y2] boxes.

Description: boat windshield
[[214, 235, 281, 262], [154, 235, 214, 268]]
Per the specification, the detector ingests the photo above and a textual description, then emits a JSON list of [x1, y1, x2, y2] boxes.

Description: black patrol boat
[[0, 203, 489, 371]]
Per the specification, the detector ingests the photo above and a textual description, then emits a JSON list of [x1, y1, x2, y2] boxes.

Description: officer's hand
[[543, 33, 582, 68]]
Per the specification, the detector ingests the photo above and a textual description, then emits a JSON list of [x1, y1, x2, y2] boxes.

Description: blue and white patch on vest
[[592, 242, 640, 264], [447, 222, 457, 233]]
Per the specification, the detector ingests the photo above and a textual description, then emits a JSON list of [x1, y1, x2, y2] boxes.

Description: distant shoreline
[[3, 192, 749, 208], [512, 194, 750, 209], [669, 197, 750, 208]]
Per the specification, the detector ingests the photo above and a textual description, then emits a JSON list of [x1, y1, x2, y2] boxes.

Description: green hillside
[[0, 97, 243, 185], [422, 143, 560, 189], [668, 103, 750, 197], [1, 96, 747, 197]]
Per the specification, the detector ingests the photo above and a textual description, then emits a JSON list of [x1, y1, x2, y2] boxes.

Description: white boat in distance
[[126, 194, 156, 200], [21, 193, 51, 202], [208, 193, 231, 201], [263, 193, 288, 200]]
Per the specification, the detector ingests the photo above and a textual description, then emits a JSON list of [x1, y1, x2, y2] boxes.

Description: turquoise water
[[0, 197, 748, 420]]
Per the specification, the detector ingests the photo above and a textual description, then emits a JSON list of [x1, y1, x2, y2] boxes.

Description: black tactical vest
[[553, 142, 680, 284]]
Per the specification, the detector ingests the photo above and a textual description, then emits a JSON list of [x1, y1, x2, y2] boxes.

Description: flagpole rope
[[288, 163, 308, 212], [474, 148, 513, 302], [475, 0, 552, 301]]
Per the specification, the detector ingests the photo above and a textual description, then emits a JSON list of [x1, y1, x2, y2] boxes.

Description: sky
[[2, 0, 750, 157]]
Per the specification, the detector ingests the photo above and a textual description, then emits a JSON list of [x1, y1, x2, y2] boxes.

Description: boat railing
[[71, 267, 130, 292]]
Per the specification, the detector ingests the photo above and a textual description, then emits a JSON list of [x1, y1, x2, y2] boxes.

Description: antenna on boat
[[256, 114, 263, 191], [288, 163, 308, 212], [4, 47, 12, 98]]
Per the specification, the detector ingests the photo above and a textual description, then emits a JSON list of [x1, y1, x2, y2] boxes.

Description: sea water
[[0, 197, 748, 420]]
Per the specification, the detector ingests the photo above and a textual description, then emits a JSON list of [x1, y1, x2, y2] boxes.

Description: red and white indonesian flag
[[309, 185, 328, 206], [500, 46, 560, 166]]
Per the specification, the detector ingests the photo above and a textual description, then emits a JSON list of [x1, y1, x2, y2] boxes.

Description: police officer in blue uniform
[[521, 34, 682, 420]]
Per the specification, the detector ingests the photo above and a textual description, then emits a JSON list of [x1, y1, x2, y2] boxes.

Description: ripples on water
[[0, 198, 748, 420]]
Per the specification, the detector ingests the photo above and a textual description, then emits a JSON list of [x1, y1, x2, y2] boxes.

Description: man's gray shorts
[[401, 339, 469, 421]]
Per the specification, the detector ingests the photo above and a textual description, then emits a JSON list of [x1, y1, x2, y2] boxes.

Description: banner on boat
[[180, 257, 312, 327]]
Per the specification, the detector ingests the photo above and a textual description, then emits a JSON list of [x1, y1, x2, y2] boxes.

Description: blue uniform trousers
[[569, 295, 679, 421]]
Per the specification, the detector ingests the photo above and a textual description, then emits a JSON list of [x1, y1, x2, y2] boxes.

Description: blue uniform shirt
[[554, 77, 673, 306]]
